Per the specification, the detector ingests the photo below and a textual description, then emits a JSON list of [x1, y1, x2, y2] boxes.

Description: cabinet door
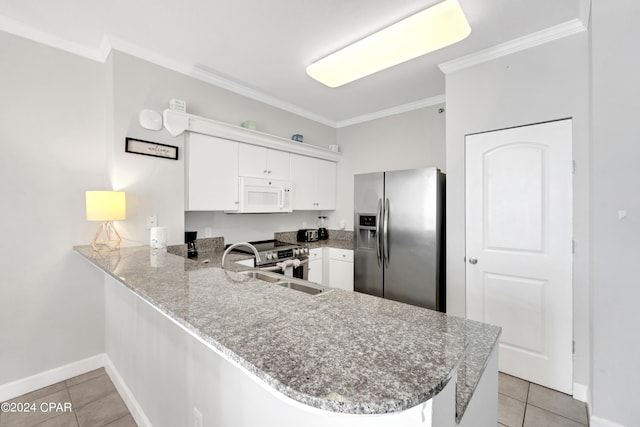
[[239, 145, 290, 180], [238, 144, 266, 178], [329, 260, 354, 291], [316, 159, 337, 210], [329, 249, 353, 291], [308, 259, 323, 284], [267, 149, 290, 180], [187, 134, 238, 211], [290, 154, 317, 210], [308, 248, 324, 284]]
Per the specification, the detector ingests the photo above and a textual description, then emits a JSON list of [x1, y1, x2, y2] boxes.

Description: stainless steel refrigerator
[[354, 167, 445, 311]]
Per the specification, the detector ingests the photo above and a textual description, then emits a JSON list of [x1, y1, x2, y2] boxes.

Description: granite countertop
[[74, 245, 500, 420], [274, 230, 355, 251]]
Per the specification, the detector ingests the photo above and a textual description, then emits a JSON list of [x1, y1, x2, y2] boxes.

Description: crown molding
[[1, 15, 591, 129], [438, 18, 587, 74], [100, 36, 339, 128], [336, 95, 446, 128], [579, 0, 592, 27], [163, 109, 342, 162], [0, 15, 107, 61], [0, 16, 337, 127], [2, 15, 447, 130]]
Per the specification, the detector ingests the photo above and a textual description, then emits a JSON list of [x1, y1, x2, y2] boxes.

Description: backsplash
[[167, 231, 353, 256], [167, 236, 225, 257], [275, 229, 353, 244]]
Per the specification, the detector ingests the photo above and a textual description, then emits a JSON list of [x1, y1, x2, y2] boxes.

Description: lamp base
[[92, 221, 122, 252]]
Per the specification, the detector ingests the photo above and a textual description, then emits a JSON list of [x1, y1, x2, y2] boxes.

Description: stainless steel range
[[230, 240, 309, 279]]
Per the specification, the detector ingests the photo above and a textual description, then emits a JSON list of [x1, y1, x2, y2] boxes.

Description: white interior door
[[465, 119, 573, 394]]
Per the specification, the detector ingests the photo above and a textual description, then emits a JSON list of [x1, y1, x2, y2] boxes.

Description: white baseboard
[[0, 353, 151, 427], [572, 382, 589, 403], [102, 356, 153, 427], [590, 415, 626, 427], [0, 354, 107, 402]]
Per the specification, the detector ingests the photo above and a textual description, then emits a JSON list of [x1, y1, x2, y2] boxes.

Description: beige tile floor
[[2, 368, 589, 426], [0, 368, 136, 427], [499, 372, 589, 427]]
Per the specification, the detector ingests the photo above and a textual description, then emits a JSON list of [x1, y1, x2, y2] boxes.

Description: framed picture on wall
[[125, 137, 179, 160]]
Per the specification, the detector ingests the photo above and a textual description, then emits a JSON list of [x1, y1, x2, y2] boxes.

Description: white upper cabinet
[[239, 144, 290, 180], [291, 154, 337, 210], [178, 111, 340, 213], [187, 133, 239, 211], [316, 158, 337, 210]]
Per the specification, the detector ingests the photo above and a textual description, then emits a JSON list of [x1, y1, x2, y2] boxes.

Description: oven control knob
[[294, 249, 300, 255], [266, 252, 274, 260]]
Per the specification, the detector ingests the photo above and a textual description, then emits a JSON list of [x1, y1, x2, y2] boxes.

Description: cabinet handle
[[263, 170, 268, 174]]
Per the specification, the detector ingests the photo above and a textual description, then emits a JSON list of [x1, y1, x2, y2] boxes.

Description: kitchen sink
[[274, 281, 324, 295], [236, 270, 282, 283], [237, 270, 326, 295]]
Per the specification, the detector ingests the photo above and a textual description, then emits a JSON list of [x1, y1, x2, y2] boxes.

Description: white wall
[[0, 32, 106, 384], [0, 33, 338, 387], [330, 105, 446, 231], [107, 51, 337, 246], [444, 33, 591, 389], [590, 1, 640, 425]]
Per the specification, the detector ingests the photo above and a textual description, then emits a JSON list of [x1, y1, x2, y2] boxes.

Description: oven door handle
[[258, 258, 309, 271]]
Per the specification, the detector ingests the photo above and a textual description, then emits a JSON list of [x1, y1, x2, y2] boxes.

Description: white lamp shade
[[86, 191, 126, 221]]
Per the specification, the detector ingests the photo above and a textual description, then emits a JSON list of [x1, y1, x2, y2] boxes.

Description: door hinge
[[572, 160, 576, 174], [572, 239, 576, 254], [573, 340, 575, 355]]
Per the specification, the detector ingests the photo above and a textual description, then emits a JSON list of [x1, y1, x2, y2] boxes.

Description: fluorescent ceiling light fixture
[[306, 0, 471, 88]]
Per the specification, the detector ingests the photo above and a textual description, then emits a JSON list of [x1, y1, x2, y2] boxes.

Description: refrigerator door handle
[[376, 198, 383, 267], [383, 198, 390, 268]]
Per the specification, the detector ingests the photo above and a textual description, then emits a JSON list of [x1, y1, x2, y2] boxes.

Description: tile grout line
[[63, 379, 81, 427], [521, 381, 531, 426], [525, 401, 589, 426], [107, 413, 131, 426]]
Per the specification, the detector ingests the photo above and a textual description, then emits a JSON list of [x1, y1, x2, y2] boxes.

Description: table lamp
[[86, 191, 126, 251]]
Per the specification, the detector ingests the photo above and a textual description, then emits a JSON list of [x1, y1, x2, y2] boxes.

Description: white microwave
[[236, 177, 293, 213]]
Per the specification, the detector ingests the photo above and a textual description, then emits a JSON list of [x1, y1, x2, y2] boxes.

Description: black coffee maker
[[185, 231, 198, 258]]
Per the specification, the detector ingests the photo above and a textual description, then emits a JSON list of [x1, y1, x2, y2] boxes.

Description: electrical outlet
[[146, 215, 158, 229], [194, 408, 203, 427]]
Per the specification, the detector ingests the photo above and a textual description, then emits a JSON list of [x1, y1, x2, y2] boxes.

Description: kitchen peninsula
[[75, 245, 500, 427]]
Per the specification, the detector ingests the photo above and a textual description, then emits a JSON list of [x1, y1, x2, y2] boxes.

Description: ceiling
[[0, 0, 589, 126]]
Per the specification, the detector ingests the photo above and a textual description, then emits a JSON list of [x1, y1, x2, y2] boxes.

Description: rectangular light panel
[[306, 0, 471, 88]]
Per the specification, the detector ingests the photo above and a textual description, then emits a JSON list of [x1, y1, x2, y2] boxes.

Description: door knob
[[468, 257, 478, 265]]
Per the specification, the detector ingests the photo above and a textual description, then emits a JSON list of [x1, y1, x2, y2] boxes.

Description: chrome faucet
[[221, 242, 261, 269]]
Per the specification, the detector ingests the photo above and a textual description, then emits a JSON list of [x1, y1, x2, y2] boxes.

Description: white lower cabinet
[[307, 248, 324, 285], [328, 248, 354, 291]]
